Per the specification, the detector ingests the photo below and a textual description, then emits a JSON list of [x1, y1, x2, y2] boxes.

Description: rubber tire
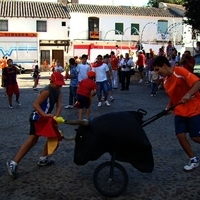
[[93, 161, 128, 197]]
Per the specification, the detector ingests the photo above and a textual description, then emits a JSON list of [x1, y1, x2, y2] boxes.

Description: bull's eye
[[80, 136, 83, 138]]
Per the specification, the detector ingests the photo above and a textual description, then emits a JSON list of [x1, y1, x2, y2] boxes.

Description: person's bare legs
[[86, 107, 90, 119], [8, 95, 12, 106], [40, 140, 48, 157], [177, 133, 194, 158], [78, 108, 83, 120], [13, 135, 39, 163]]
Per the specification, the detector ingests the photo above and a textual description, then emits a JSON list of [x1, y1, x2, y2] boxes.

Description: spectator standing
[[119, 53, 134, 90], [77, 54, 90, 83], [92, 55, 110, 107], [181, 50, 195, 73], [136, 50, 146, 84], [150, 70, 159, 96], [54, 61, 64, 73], [65, 58, 78, 109], [33, 65, 40, 91], [110, 51, 119, 89], [2, 59, 21, 108]]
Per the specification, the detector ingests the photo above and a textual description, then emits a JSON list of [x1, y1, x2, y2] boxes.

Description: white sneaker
[[65, 105, 73, 109], [184, 158, 199, 171], [138, 79, 143, 84], [98, 102, 102, 107], [105, 101, 110, 107]]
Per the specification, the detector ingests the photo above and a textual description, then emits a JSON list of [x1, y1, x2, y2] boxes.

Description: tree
[[183, 0, 200, 33], [147, 0, 183, 8]]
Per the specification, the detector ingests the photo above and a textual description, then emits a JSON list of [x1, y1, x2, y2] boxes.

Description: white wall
[[69, 13, 183, 43], [2, 18, 70, 40]]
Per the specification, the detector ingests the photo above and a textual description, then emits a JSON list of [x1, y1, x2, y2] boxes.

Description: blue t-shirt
[[30, 85, 60, 121], [70, 65, 78, 87]]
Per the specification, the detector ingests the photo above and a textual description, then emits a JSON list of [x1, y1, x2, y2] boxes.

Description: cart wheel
[[93, 161, 128, 197]]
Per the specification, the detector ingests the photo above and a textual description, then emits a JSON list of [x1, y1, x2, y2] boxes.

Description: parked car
[[13, 63, 26, 74], [193, 54, 200, 77]]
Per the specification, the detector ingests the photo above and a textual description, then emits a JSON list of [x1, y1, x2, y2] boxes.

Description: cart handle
[[141, 102, 182, 127]]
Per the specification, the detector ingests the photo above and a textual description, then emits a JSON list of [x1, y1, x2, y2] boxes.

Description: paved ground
[[0, 72, 200, 200]]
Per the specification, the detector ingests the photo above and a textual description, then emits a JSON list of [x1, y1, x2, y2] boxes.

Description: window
[[157, 20, 168, 34], [0, 20, 8, 31], [36, 21, 47, 32], [62, 21, 66, 26], [40, 50, 50, 65], [115, 23, 123, 35], [131, 23, 139, 35], [88, 17, 99, 31]]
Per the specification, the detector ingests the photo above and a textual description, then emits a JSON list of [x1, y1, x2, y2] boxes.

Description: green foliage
[[147, 0, 184, 7], [183, 0, 200, 33]]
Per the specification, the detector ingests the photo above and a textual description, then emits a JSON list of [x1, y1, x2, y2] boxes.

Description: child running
[[6, 72, 66, 178], [76, 71, 97, 120]]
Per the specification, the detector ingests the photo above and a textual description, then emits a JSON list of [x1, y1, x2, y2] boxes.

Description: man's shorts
[[77, 94, 90, 109], [29, 120, 37, 135], [6, 84, 19, 95], [174, 114, 200, 137], [138, 66, 144, 72]]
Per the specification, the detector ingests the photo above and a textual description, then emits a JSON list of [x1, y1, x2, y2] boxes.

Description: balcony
[[89, 31, 102, 40]]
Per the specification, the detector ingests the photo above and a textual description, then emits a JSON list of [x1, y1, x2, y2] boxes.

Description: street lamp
[[122, 26, 140, 48], [103, 29, 124, 54]]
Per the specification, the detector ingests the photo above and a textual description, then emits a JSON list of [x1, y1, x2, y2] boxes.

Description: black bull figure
[[72, 111, 154, 173]]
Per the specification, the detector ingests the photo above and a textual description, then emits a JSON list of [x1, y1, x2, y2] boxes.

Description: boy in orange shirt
[[153, 56, 200, 171]]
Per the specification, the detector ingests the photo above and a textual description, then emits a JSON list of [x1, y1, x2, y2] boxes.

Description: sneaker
[[138, 79, 143, 84], [65, 105, 73, 109], [33, 88, 38, 91], [6, 160, 18, 178], [184, 158, 199, 171], [37, 159, 54, 167], [105, 101, 110, 107], [9, 105, 13, 109], [98, 102, 102, 107], [110, 97, 114, 102], [16, 100, 21, 106]]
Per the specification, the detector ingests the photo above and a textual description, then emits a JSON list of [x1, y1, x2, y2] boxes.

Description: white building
[[64, 1, 186, 60], [0, 0, 70, 69]]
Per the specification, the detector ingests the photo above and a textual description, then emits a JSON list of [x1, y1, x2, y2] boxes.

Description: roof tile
[[0, 0, 71, 18], [67, 4, 182, 17]]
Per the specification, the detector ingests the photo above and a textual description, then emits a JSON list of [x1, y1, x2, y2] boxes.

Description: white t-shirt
[[92, 63, 109, 82], [119, 58, 134, 71], [77, 63, 90, 82], [55, 66, 64, 73]]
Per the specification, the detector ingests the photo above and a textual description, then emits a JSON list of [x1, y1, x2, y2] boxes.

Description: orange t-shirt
[[110, 55, 118, 70], [164, 67, 200, 117]]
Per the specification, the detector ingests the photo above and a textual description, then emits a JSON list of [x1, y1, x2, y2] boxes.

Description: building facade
[[0, 0, 70, 69], [67, 3, 184, 60]]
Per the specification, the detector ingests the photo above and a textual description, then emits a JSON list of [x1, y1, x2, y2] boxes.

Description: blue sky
[[23, 0, 149, 7]]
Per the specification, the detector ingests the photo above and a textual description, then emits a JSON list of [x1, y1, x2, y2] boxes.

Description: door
[[52, 50, 64, 67]]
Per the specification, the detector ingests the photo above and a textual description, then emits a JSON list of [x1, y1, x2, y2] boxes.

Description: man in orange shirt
[[110, 51, 119, 89], [153, 56, 200, 171]]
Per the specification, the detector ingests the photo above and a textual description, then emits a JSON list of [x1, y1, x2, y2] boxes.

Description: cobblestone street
[[0, 72, 200, 200]]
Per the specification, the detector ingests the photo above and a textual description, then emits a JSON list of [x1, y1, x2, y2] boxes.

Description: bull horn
[[63, 135, 76, 141], [64, 119, 89, 126]]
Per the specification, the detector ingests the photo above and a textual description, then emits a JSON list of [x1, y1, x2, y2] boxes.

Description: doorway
[[52, 50, 64, 67]]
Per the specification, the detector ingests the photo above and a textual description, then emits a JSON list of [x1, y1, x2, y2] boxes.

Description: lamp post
[[121, 26, 140, 49], [103, 29, 123, 54]]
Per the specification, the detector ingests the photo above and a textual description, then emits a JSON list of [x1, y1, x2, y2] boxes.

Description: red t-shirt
[[77, 78, 97, 98], [110, 55, 118, 70], [164, 67, 200, 117], [182, 56, 195, 73], [136, 54, 145, 66]]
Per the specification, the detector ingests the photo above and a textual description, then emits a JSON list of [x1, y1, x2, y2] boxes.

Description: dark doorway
[[52, 50, 64, 67], [40, 50, 50, 65]]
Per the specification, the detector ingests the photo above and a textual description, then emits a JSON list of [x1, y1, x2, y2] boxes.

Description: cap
[[50, 72, 66, 85], [87, 71, 96, 78], [138, 50, 143, 53]]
